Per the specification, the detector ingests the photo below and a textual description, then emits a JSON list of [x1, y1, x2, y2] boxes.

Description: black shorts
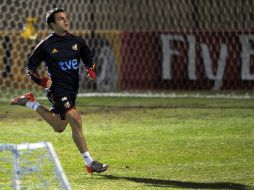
[[46, 91, 76, 120]]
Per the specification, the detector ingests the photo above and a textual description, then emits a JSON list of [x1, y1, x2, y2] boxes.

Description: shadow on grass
[[101, 175, 253, 190]]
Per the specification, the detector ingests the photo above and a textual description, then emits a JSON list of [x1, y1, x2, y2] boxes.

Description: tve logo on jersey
[[59, 59, 79, 71]]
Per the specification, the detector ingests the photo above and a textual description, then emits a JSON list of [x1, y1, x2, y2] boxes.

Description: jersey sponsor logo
[[72, 44, 78, 51], [52, 48, 58, 53], [59, 59, 79, 71]]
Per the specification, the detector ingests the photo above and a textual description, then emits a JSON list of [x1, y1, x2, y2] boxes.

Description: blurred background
[[0, 0, 254, 98]]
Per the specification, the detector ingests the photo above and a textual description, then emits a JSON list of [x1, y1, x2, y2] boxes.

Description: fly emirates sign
[[161, 33, 254, 84]]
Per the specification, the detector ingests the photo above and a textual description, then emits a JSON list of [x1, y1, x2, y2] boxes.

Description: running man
[[10, 8, 108, 174]]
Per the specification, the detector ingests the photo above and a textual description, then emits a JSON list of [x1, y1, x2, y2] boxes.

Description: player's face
[[52, 12, 69, 34]]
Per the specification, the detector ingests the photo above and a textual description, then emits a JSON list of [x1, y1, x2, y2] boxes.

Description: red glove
[[86, 64, 96, 80], [40, 77, 49, 88]]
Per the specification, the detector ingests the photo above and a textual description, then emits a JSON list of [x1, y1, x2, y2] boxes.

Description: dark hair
[[46, 8, 64, 26]]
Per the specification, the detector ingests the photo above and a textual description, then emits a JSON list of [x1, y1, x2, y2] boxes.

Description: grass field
[[0, 96, 254, 190]]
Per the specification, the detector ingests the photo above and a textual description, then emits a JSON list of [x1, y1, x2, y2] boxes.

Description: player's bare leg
[[65, 109, 108, 174], [36, 106, 68, 133], [10, 92, 108, 174], [65, 109, 88, 153], [10, 92, 67, 132]]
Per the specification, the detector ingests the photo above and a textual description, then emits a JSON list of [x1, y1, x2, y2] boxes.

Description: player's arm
[[80, 39, 96, 80], [27, 41, 52, 88], [27, 69, 52, 88]]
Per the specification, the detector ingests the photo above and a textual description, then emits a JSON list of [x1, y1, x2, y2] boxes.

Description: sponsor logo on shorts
[[62, 97, 67, 101]]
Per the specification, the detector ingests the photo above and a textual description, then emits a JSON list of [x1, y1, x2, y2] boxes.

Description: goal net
[[0, 142, 71, 190], [0, 0, 254, 99]]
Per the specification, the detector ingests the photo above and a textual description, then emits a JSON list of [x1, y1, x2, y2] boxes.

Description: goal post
[[0, 142, 71, 190]]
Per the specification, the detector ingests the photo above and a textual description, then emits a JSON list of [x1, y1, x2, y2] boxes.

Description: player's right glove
[[40, 76, 50, 88], [86, 64, 96, 80], [27, 69, 52, 88]]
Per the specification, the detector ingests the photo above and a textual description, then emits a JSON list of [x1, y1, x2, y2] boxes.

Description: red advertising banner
[[120, 31, 254, 90]]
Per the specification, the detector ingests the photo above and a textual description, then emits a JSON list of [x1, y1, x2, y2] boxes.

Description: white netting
[[0, 142, 71, 190], [0, 148, 13, 189], [0, 0, 254, 99]]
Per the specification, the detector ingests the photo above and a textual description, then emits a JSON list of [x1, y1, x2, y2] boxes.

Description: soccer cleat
[[85, 160, 108, 174], [10, 92, 35, 106]]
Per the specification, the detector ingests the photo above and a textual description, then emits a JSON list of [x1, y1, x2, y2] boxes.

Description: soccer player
[[10, 8, 108, 174]]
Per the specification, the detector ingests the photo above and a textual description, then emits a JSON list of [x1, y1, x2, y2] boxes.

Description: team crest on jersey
[[72, 44, 78, 51], [64, 101, 70, 108]]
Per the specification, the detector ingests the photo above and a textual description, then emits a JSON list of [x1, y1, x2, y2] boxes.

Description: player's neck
[[53, 30, 68, 36]]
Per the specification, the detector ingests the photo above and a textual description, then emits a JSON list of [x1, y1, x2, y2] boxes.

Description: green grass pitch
[[0, 96, 253, 189]]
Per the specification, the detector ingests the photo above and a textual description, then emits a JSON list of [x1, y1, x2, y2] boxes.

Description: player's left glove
[[86, 64, 96, 80]]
